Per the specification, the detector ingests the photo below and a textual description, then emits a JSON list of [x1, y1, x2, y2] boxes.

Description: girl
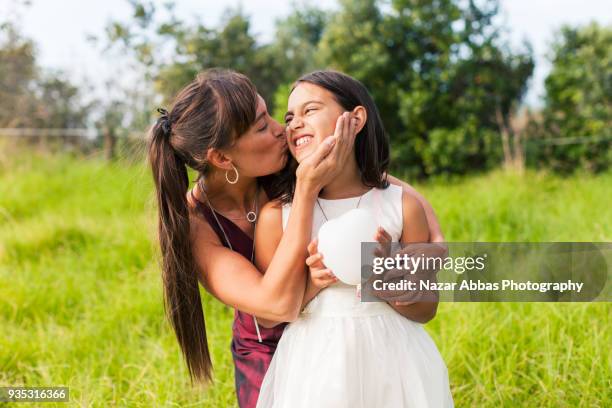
[[254, 71, 453, 407]]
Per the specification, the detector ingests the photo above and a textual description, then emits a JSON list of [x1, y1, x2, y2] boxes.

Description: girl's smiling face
[[284, 82, 346, 163]]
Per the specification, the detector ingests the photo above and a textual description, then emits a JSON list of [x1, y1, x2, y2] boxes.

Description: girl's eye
[[285, 117, 293, 125], [258, 122, 268, 132], [305, 108, 316, 114]]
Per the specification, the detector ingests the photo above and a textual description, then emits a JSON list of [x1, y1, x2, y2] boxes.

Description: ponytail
[[145, 69, 259, 384], [148, 120, 212, 383]]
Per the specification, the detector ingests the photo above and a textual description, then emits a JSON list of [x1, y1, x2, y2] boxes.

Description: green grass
[[0, 149, 610, 407]]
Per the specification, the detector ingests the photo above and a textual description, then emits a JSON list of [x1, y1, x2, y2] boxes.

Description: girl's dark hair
[[148, 69, 258, 383], [270, 70, 390, 204]]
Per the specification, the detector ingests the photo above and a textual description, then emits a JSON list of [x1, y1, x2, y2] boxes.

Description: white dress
[[256, 185, 454, 408]]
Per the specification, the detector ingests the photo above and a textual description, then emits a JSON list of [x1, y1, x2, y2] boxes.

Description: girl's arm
[[387, 192, 439, 323]]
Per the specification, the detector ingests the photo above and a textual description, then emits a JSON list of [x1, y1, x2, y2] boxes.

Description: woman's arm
[[298, 239, 337, 313], [193, 184, 315, 324], [251, 199, 305, 327], [387, 174, 444, 243], [386, 192, 439, 323], [194, 113, 359, 324]]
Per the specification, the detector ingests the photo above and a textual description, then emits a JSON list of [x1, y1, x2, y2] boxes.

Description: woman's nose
[[271, 119, 285, 139]]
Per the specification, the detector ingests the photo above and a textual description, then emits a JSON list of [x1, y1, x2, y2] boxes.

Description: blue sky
[[2, 0, 610, 107]]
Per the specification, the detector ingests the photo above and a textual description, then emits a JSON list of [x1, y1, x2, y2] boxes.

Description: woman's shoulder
[[186, 188, 199, 211], [186, 189, 211, 222], [400, 190, 429, 242], [401, 189, 426, 218], [260, 198, 283, 211], [185, 189, 223, 245]]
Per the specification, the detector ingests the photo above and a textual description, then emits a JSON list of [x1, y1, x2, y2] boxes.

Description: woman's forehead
[[256, 94, 267, 114]]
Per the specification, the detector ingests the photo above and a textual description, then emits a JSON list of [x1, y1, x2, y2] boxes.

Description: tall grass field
[[1, 150, 610, 407]]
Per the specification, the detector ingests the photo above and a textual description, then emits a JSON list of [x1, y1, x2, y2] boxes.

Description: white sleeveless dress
[[256, 185, 454, 408]]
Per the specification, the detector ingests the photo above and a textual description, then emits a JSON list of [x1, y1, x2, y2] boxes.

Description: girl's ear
[[351, 106, 368, 134], [205, 148, 234, 171]]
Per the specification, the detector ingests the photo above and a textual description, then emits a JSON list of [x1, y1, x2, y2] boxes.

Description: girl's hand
[[374, 226, 392, 258], [295, 112, 359, 194], [306, 239, 338, 289]]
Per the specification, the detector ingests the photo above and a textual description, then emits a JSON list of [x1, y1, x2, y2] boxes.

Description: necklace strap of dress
[[317, 190, 366, 222]]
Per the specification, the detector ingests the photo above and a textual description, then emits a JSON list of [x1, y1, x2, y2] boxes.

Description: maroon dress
[[193, 196, 287, 408]]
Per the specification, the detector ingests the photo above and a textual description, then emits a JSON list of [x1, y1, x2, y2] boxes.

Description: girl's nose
[[288, 116, 304, 131]]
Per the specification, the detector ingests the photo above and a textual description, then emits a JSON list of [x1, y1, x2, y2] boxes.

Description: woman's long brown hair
[[147, 69, 258, 383]]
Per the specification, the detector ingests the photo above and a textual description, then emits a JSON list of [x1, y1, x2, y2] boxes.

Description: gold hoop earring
[[225, 164, 239, 184]]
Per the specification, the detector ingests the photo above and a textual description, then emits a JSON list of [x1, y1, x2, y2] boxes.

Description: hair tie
[[156, 107, 171, 135]]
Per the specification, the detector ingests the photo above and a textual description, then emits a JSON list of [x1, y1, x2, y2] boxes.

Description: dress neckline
[[317, 187, 376, 203], [191, 190, 254, 243]]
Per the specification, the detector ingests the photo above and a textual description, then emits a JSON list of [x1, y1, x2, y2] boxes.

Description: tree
[[266, 4, 330, 117], [535, 22, 612, 173], [103, 2, 283, 104], [33, 71, 93, 129], [0, 22, 37, 127], [448, 39, 534, 172], [102, 0, 535, 177], [0, 22, 91, 132], [97, 102, 125, 160], [267, 5, 329, 82], [318, 0, 533, 177]]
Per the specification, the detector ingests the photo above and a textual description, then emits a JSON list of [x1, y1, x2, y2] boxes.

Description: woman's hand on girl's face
[[306, 239, 338, 289], [295, 112, 358, 194], [319, 111, 358, 182]]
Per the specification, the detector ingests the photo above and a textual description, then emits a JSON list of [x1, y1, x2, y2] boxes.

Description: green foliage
[[157, 11, 262, 97], [262, 5, 330, 96], [272, 82, 294, 123], [104, 3, 287, 104], [418, 125, 502, 177], [101, 1, 608, 178], [1, 151, 610, 406], [319, 0, 533, 177], [533, 22, 612, 174], [104, 1, 535, 177]]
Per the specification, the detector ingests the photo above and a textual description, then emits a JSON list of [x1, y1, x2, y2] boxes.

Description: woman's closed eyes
[[258, 121, 269, 132]]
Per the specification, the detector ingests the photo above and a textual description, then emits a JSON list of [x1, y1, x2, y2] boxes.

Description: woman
[[148, 68, 444, 408]]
